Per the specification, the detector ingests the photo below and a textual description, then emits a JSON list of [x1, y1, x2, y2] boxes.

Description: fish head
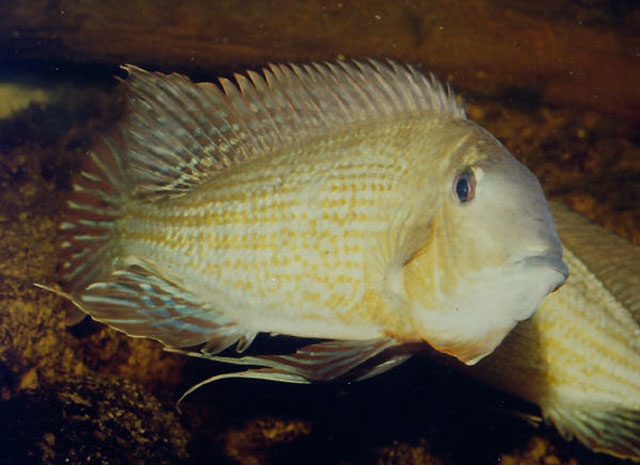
[[404, 122, 568, 365]]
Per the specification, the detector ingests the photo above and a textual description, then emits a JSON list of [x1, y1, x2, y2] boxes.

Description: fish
[[465, 201, 640, 461], [44, 59, 568, 388]]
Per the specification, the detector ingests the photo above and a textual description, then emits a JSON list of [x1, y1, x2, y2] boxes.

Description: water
[[0, 1, 638, 464]]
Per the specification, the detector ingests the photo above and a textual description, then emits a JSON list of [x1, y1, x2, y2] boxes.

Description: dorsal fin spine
[[118, 59, 465, 199]]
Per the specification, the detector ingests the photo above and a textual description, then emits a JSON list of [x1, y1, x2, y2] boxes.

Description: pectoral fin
[[72, 263, 256, 353]]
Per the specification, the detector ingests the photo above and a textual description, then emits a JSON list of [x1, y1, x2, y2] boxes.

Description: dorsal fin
[[119, 59, 465, 198], [549, 202, 640, 320]]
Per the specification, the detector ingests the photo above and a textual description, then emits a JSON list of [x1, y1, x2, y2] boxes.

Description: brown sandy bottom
[[0, 68, 638, 465]]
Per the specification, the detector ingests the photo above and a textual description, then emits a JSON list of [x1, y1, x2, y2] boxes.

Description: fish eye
[[453, 168, 476, 203]]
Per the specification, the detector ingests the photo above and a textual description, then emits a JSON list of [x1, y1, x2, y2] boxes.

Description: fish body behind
[[54, 60, 566, 383], [467, 202, 640, 461]]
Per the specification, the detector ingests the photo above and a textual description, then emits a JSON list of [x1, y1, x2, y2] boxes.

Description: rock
[[0, 378, 189, 465], [0, 1, 638, 123]]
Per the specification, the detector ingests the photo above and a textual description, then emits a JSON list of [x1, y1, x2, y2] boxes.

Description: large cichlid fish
[[45, 60, 567, 386], [466, 202, 640, 461]]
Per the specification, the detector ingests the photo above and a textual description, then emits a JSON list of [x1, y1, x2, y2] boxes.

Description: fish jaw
[[406, 254, 567, 365], [512, 253, 568, 286]]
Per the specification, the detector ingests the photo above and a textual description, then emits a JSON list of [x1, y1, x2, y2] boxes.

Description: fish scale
[[119, 132, 412, 340]]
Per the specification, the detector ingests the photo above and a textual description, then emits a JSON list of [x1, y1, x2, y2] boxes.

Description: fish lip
[[516, 254, 569, 281]]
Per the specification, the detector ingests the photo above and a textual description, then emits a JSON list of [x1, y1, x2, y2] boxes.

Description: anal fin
[[169, 338, 413, 404]]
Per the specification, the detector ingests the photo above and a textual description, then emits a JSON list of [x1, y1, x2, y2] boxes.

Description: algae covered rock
[[0, 377, 189, 465]]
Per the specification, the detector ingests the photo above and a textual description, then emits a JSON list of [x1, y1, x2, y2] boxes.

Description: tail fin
[[57, 135, 130, 320]]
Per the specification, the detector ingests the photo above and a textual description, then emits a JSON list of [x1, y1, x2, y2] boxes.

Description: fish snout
[[513, 250, 569, 290], [509, 208, 568, 287]]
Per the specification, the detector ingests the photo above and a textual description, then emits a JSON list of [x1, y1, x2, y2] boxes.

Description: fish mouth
[[516, 254, 569, 288]]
